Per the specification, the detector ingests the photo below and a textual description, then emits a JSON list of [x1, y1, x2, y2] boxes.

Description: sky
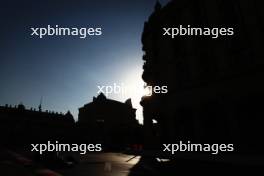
[[0, 0, 170, 123]]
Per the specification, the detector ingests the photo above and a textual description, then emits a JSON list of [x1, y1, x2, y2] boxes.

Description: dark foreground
[[1, 149, 263, 176]]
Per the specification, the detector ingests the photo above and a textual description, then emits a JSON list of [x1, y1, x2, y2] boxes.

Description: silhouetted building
[[78, 93, 140, 149], [141, 0, 264, 153], [0, 103, 75, 146]]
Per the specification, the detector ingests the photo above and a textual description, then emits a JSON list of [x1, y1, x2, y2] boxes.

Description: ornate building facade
[[78, 93, 141, 149], [141, 0, 264, 153], [0, 103, 75, 146]]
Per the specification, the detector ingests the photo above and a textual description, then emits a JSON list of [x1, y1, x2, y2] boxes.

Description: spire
[[38, 96, 42, 112], [97, 93, 107, 100], [125, 98, 133, 107], [65, 110, 75, 123], [154, 1, 162, 11]]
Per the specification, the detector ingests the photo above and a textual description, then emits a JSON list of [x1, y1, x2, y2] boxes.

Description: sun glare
[[142, 86, 152, 97], [120, 68, 147, 124]]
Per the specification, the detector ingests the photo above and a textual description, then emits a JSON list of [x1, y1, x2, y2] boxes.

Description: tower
[[38, 96, 42, 112]]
